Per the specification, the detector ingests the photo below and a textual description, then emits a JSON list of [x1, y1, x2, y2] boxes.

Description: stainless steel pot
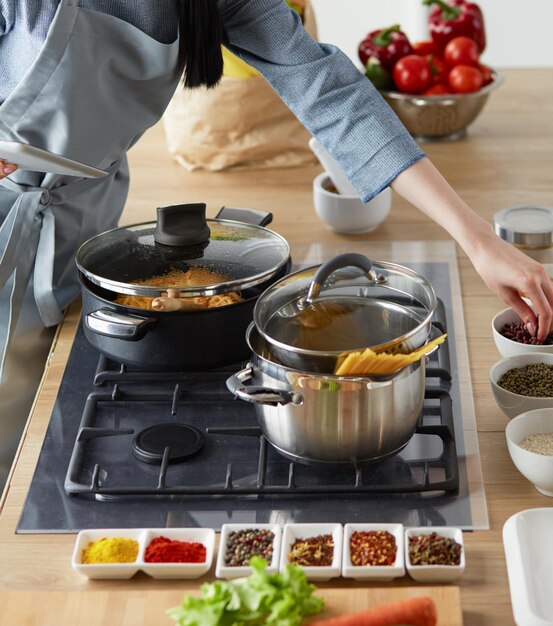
[[226, 324, 429, 465], [253, 253, 437, 373]]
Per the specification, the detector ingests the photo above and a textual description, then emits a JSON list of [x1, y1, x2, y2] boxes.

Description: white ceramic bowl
[[505, 408, 553, 497], [72, 528, 143, 579], [313, 173, 391, 234], [489, 353, 553, 419], [342, 523, 405, 581], [216, 523, 282, 579], [503, 508, 553, 625], [405, 527, 465, 582], [492, 307, 553, 358], [280, 523, 342, 581], [72, 528, 216, 580]]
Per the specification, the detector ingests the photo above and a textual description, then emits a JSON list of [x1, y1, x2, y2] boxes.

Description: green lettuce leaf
[[167, 556, 324, 626]]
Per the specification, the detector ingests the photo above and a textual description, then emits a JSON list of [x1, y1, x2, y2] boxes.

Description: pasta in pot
[[114, 267, 243, 310]]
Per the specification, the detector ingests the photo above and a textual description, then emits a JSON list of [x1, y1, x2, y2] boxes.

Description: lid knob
[[154, 203, 211, 247]]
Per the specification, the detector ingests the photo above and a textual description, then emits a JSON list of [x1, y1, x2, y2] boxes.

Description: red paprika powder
[[144, 535, 207, 563]]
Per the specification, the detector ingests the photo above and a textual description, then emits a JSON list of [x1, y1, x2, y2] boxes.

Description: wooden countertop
[[1, 69, 552, 625]]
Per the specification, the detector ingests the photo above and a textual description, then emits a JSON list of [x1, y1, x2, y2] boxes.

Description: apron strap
[[62, 0, 79, 6], [0, 159, 122, 367]]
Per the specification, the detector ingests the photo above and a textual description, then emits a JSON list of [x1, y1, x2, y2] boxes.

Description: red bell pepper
[[358, 24, 413, 70], [423, 0, 486, 53]]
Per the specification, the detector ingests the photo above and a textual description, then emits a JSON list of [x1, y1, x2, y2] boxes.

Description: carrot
[[307, 595, 437, 626]]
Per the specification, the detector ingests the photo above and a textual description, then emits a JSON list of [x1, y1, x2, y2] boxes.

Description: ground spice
[[497, 363, 553, 397], [225, 529, 274, 566], [520, 433, 553, 455], [408, 532, 462, 566], [145, 536, 206, 563], [82, 537, 139, 564], [349, 530, 397, 566], [288, 534, 334, 567]]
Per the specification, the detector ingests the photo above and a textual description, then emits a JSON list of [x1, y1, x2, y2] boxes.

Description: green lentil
[[497, 363, 553, 397], [224, 528, 274, 566]]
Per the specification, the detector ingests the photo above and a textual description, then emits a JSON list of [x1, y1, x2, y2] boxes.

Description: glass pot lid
[[76, 204, 290, 297], [254, 253, 437, 356]]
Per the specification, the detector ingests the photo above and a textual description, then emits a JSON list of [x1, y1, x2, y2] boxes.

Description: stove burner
[[132, 423, 205, 464]]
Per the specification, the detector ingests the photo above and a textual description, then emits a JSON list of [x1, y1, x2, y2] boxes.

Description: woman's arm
[[220, 0, 425, 202], [220, 0, 553, 339], [392, 158, 553, 340]]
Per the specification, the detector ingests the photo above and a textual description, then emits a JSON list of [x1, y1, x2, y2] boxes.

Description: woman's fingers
[[499, 265, 553, 342], [0, 159, 17, 179], [498, 287, 538, 335]]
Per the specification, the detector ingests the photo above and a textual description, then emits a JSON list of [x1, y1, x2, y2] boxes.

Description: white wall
[[310, 0, 553, 68]]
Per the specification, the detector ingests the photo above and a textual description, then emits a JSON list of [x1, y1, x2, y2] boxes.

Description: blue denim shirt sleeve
[[220, 0, 425, 202]]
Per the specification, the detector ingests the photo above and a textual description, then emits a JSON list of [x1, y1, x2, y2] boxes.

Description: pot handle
[[226, 366, 302, 407], [85, 309, 156, 341], [304, 253, 376, 304], [215, 206, 273, 226]]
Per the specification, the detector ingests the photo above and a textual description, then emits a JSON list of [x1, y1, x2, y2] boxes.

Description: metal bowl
[[380, 70, 503, 141]]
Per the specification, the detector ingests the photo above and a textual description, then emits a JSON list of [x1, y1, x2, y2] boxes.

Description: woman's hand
[[0, 159, 17, 179], [465, 229, 553, 342], [390, 157, 553, 341]]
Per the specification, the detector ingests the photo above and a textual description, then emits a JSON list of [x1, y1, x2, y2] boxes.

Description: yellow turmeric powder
[[82, 537, 139, 564]]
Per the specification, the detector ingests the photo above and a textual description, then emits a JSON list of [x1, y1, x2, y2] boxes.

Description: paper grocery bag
[[162, 1, 318, 172]]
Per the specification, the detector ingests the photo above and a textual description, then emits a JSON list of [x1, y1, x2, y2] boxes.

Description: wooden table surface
[[1, 68, 552, 625]]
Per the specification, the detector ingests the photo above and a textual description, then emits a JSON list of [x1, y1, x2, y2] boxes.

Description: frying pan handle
[[85, 309, 156, 341], [305, 253, 375, 304], [226, 366, 303, 407]]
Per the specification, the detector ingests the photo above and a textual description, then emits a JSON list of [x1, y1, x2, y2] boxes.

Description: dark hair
[[178, 0, 228, 89]]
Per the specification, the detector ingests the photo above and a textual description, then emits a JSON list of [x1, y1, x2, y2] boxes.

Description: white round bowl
[[505, 408, 553, 496], [313, 173, 391, 234], [489, 353, 553, 419], [492, 307, 553, 358]]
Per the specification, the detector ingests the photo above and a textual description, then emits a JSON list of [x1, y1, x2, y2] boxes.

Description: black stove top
[[17, 261, 477, 533]]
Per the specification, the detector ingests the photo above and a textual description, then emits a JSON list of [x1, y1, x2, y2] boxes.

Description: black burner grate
[[64, 300, 458, 499]]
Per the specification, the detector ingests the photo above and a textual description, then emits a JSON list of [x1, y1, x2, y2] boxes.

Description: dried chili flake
[[288, 534, 334, 567], [408, 532, 462, 566], [144, 536, 206, 563], [349, 530, 397, 566]]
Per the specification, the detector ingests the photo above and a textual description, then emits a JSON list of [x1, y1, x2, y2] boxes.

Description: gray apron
[[0, 0, 181, 487]]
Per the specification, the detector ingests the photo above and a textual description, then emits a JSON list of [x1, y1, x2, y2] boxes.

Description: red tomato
[[448, 65, 484, 94], [444, 36, 480, 68], [392, 55, 432, 94], [412, 40, 436, 56], [423, 83, 450, 96], [426, 54, 448, 85], [479, 63, 494, 86]]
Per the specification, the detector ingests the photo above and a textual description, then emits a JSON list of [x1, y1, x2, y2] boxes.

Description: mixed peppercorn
[[224, 529, 274, 567]]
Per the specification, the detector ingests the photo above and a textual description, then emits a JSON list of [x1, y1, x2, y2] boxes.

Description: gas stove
[[17, 242, 489, 533]]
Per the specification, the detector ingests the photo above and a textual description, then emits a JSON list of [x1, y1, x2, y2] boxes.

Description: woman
[[0, 0, 551, 491]]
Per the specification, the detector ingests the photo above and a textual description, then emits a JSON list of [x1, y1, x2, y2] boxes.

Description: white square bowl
[[141, 528, 215, 579], [216, 523, 282, 579], [342, 523, 405, 581], [405, 527, 465, 583], [71, 528, 143, 579], [280, 523, 342, 581]]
